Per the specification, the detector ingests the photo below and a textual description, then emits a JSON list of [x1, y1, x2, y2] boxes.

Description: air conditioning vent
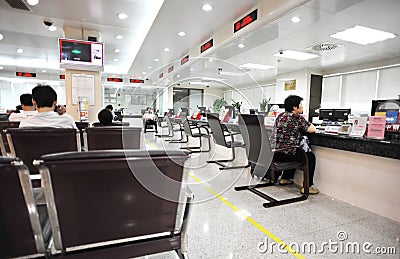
[[4, 0, 32, 11], [311, 42, 339, 52]]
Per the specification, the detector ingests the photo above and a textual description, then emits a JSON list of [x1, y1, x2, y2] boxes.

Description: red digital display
[[181, 55, 189, 65], [59, 75, 65, 80], [234, 9, 258, 33], [16, 72, 36, 77], [168, 66, 174, 73], [107, 77, 123, 82], [159, 73, 164, 79], [201, 39, 213, 53], [130, 79, 144, 83]]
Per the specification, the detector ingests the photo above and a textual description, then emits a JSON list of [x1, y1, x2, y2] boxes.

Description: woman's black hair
[[284, 95, 303, 112], [98, 109, 113, 126]]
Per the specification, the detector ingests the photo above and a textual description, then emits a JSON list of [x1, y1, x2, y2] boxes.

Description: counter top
[[309, 133, 400, 160]]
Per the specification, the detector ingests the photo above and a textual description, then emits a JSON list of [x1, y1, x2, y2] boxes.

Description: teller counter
[[305, 132, 400, 222]]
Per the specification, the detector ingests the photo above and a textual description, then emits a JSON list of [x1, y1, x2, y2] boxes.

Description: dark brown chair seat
[[37, 150, 192, 258], [5, 127, 81, 174], [0, 157, 49, 258], [234, 114, 309, 208], [0, 121, 20, 155], [83, 126, 141, 150], [180, 118, 211, 153]]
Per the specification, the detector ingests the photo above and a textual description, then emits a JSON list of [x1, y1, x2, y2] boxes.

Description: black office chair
[[164, 115, 184, 142], [206, 113, 249, 170], [36, 150, 192, 258], [180, 118, 211, 153], [234, 114, 309, 208], [0, 157, 50, 258]]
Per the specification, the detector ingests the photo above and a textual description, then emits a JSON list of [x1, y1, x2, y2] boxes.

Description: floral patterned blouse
[[274, 111, 311, 155]]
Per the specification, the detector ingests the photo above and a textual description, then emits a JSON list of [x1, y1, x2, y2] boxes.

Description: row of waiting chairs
[[0, 150, 192, 258]]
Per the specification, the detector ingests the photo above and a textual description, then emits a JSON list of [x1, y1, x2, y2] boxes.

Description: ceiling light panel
[[240, 63, 274, 70], [330, 25, 396, 45], [118, 13, 128, 20], [273, 50, 318, 60], [178, 31, 186, 37], [202, 4, 213, 12]]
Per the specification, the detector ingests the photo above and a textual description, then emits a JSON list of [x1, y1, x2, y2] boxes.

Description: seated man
[[273, 95, 318, 194], [19, 84, 77, 129], [8, 94, 37, 122], [142, 107, 158, 133]]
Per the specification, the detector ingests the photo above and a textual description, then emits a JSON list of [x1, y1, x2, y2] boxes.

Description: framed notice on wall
[[284, 80, 296, 91], [72, 74, 95, 105]]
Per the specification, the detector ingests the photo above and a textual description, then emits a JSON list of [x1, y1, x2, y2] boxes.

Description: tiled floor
[[135, 133, 400, 259]]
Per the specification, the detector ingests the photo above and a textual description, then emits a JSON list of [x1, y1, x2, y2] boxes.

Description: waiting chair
[[234, 114, 309, 208], [180, 118, 211, 153], [75, 121, 89, 149], [37, 150, 192, 258], [84, 126, 142, 150], [6, 128, 81, 175], [92, 121, 130, 127], [0, 121, 20, 155], [206, 113, 249, 170], [0, 157, 50, 258], [165, 115, 184, 141]]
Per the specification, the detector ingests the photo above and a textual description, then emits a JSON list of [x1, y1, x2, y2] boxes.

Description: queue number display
[[168, 66, 174, 73], [107, 77, 123, 82], [201, 39, 213, 53], [181, 55, 189, 65], [130, 79, 144, 83], [16, 72, 36, 77], [234, 9, 258, 33], [159, 73, 164, 79]]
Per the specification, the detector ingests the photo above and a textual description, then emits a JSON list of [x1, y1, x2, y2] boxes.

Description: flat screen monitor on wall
[[59, 38, 104, 71]]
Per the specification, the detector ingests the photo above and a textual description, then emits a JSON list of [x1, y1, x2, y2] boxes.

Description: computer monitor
[[140, 108, 147, 115], [333, 109, 351, 122], [249, 109, 258, 115], [197, 106, 206, 113], [319, 109, 334, 122], [180, 107, 188, 114], [167, 108, 174, 116]]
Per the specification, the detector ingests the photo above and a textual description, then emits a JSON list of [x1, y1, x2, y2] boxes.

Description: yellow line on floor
[[144, 137, 158, 150], [189, 173, 306, 259], [143, 139, 304, 258]]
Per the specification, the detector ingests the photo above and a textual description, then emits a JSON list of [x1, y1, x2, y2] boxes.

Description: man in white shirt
[[142, 107, 157, 133], [19, 85, 77, 129], [8, 94, 37, 122]]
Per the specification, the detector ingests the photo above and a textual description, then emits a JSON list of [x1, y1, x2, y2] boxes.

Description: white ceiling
[[0, 0, 400, 89]]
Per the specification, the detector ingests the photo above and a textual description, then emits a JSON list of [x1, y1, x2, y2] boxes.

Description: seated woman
[[97, 109, 113, 126]]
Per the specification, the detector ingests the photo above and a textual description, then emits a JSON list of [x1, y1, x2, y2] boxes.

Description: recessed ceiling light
[[115, 35, 123, 40], [178, 31, 186, 37], [27, 0, 39, 6], [113, 58, 119, 62], [239, 63, 274, 70], [202, 4, 213, 11], [330, 25, 396, 45], [117, 13, 128, 20], [48, 25, 57, 31], [42, 70, 46, 73], [17, 48, 24, 54], [154, 58, 159, 62], [0, 66, 4, 70], [164, 48, 170, 52], [238, 43, 245, 48], [273, 50, 319, 60], [0, 33, 3, 41], [114, 48, 120, 53], [177, 75, 181, 78], [190, 68, 195, 71], [291, 16, 301, 23], [142, 72, 146, 75], [147, 66, 152, 69]]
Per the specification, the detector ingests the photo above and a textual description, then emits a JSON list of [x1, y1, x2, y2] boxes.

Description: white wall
[[204, 87, 224, 111]]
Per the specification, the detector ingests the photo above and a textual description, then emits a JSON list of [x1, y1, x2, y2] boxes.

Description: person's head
[[147, 107, 152, 113], [32, 85, 57, 109], [98, 109, 113, 126], [284, 95, 304, 114], [19, 93, 35, 111], [105, 104, 113, 112]]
